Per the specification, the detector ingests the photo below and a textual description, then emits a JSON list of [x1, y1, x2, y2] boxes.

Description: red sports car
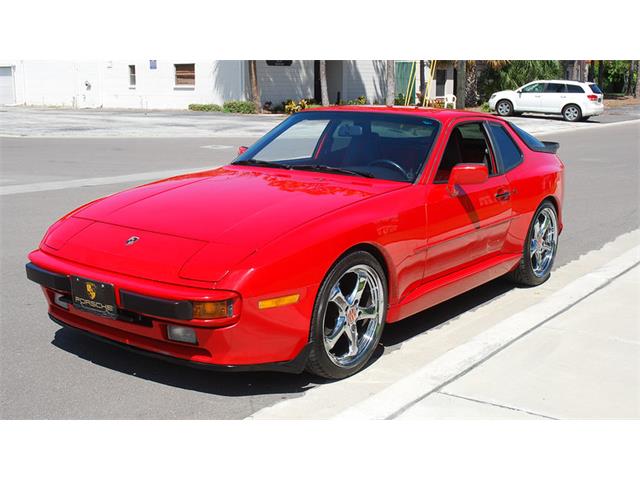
[[26, 106, 564, 379]]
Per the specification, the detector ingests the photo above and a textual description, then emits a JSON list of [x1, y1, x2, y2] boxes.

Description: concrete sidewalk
[[397, 264, 640, 420]]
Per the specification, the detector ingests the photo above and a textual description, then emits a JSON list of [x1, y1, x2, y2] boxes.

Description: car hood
[[48, 166, 404, 283]]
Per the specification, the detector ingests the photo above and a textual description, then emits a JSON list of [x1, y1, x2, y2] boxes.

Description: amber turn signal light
[[258, 294, 300, 310], [192, 300, 234, 319]]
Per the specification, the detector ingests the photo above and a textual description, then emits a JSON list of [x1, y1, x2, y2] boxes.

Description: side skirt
[[387, 253, 521, 323]]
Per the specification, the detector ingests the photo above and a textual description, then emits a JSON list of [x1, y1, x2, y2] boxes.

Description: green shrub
[[394, 93, 406, 105], [188, 103, 222, 112], [223, 100, 256, 114], [480, 102, 491, 113], [283, 98, 321, 114], [347, 95, 367, 105]]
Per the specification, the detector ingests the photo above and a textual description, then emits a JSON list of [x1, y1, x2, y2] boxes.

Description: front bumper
[[26, 251, 314, 371], [48, 312, 310, 373]]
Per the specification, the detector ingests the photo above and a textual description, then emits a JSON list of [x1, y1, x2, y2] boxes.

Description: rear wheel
[[496, 99, 513, 116], [306, 251, 387, 379], [508, 201, 559, 286], [562, 104, 582, 122]]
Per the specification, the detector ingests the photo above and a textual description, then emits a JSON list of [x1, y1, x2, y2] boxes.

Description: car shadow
[[381, 276, 516, 349], [514, 113, 602, 123], [51, 276, 517, 397], [51, 328, 325, 396]]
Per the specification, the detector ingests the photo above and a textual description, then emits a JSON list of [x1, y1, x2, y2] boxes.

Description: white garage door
[[0, 66, 16, 105]]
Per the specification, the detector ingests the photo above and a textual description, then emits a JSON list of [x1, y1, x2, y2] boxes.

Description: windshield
[[233, 111, 441, 182]]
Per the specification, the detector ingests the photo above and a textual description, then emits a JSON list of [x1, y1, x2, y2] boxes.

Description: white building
[[0, 60, 455, 109]]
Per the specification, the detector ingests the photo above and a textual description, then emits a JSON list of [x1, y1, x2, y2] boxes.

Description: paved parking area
[[2, 104, 639, 138]]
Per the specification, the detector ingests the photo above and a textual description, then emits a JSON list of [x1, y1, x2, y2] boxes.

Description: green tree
[[478, 61, 562, 102]]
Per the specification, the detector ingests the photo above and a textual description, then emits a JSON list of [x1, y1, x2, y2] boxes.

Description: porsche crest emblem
[[85, 282, 97, 300]]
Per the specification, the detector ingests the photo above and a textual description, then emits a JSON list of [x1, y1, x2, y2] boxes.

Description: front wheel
[[306, 251, 387, 379], [508, 201, 559, 286]]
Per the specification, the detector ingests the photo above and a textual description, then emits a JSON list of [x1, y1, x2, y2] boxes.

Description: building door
[[0, 66, 16, 105], [435, 69, 446, 97]]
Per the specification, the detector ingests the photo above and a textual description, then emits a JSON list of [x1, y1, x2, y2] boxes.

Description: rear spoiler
[[534, 141, 560, 154], [507, 122, 560, 154]]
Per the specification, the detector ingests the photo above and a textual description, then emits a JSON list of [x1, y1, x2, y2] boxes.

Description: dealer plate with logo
[[71, 276, 117, 318]]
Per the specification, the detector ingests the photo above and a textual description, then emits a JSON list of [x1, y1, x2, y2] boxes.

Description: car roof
[[301, 105, 498, 121], [530, 79, 595, 85]]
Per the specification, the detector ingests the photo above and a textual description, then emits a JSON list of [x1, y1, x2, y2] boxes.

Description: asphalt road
[[0, 120, 638, 419]]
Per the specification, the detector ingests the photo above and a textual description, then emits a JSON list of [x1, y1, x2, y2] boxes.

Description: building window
[[175, 63, 195, 86], [128, 65, 136, 87]]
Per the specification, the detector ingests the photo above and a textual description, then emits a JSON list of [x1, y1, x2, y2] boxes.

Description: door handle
[[495, 190, 511, 201]]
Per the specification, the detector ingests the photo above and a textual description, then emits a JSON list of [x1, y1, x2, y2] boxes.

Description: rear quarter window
[[566, 84, 585, 93], [588, 83, 603, 94], [488, 124, 523, 172]]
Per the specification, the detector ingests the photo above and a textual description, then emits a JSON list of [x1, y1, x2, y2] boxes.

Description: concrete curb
[[333, 244, 640, 420]]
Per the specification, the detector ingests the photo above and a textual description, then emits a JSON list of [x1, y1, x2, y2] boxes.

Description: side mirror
[[237, 146, 248, 155], [448, 163, 488, 196]]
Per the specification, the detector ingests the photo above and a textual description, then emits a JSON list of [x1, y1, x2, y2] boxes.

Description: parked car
[[489, 80, 604, 121], [26, 107, 564, 379]]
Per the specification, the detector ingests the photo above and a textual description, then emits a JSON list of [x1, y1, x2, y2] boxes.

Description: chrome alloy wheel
[[564, 105, 580, 121], [530, 207, 558, 277], [322, 265, 385, 368]]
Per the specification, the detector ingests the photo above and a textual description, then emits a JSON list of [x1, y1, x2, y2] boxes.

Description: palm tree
[[455, 61, 466, 109], [465, 60, 509, 107], [319, 60, 329, 106], [248, 60, 261, 113], [385, 60, 395, 106]]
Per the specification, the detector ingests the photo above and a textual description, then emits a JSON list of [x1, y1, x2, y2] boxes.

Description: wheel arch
[[334, 242, 396, 303], [541, 194, 563, 233]]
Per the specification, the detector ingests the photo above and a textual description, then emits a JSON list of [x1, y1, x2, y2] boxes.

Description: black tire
[[495, 99, 513, 117], [562, 104, 582, 122], [306, 251, 387, 379], [507, 200, 559, 287]]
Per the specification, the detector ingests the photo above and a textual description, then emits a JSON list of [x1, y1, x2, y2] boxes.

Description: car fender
[[217, 184, 429, 311]]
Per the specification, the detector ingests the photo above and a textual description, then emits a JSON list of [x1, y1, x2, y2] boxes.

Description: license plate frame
[[70, 276, 118, 318]]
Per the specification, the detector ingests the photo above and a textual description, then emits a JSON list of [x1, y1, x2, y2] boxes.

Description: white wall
[[256, 60, 314, 106], [3, 60, 247, 109], [341, 60, 387, 104]]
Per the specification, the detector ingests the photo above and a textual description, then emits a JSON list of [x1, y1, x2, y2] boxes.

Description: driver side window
[[521, 82, 544, 93], [434, 122, 494, 183]]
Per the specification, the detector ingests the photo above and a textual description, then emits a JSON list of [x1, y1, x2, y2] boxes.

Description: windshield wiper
[[233, 159, 292, 169], [291, 164, 374, 178]]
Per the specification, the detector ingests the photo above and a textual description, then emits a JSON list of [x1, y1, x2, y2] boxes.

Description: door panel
[[542, 82, 566, 113], [425, 177, 512, 281], [517, 82, 544, 112], [424, 120, 512, 282]]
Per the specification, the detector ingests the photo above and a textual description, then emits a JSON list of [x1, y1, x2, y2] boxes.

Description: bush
[[283, 98, 320, 114], [480, 102, 491, 113], [188, 103, 222, 112], [223, 100, 256, 114], [347, 95, 367, 105]]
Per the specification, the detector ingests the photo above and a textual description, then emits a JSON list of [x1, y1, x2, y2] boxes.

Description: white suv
[[489, 80, 604, 122]]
